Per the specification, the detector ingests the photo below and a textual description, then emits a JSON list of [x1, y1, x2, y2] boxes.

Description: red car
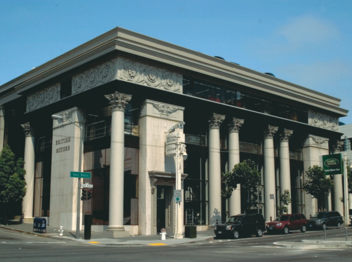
[[266, 213, 308, 234]]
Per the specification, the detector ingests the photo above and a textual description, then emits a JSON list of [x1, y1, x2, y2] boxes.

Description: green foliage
[[276, 190, 291, 215], [303, 165, 333, 210], [222, 159, 261, 211], [0, 145, 26, 205]]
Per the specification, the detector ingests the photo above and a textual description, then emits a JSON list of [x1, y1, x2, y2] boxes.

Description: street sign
[[70, 171, 91, 179], [80, 183, 93, 189], [166, 134, 178, 145], [322, 154, 343, 175], [174, 189, 182, 203], [166, 144, 177, 156]]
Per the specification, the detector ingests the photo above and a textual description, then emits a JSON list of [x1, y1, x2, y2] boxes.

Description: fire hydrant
[[160, 228, 166, 240], [58, 226, 64, 237]]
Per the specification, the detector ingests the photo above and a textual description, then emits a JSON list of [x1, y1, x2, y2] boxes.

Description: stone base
[[23, 217, 34, 224], [111, 230, 130, 238]]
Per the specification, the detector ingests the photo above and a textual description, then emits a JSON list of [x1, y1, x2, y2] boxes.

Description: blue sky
[[1, 0, 351, 123]]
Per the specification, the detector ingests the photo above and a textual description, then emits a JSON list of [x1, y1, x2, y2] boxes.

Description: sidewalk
[[0, 223, 214, 247]]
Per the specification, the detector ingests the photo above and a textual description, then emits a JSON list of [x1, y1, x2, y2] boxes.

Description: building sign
[[56, 137, 71, 153], [322, 153, 343, 175], [165, 134, 178, 156]]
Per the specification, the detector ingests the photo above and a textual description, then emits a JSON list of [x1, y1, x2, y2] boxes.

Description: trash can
[[185, 225, 197, 238], [84, 215, 92, 240]]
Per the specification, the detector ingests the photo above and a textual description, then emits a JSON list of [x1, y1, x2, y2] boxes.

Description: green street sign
[[70, 171, 91, 179], [322, 154, 343, 175]]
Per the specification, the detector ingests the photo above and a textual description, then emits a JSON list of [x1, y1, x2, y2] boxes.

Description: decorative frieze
[[117, 58, 182, 93], [26, 84, 60, 112], [21, 122, 34, 137], [280, 129, 293, 142], [228, 117, 244, 133], [105, 91, 132, 112], [308, 110, 339, 131], [72, 59, 117, 95], [209, 113, 225, 129], [264, 125, 278, 139]]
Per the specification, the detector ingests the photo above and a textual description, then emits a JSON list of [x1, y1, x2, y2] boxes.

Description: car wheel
[[322, 223, 327, 230], [337, 222, 341, 228], [256, 228, 263, 237], [283, 226, 289, 234], [233, 230, 239, 239], [301, 224, 307, 233]]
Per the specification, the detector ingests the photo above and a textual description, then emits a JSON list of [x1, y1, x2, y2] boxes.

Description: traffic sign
[[70, 171, 91, 179], [80, 183, 93, 189], [174, 189, 182, 203]]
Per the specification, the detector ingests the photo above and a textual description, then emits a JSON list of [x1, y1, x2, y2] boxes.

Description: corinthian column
[[208, 113, 225, 226], [21, 122, 35, 220], [228, 117, 244, 216], [333, 141, 344, 216], [279, 129, 293, 214], [105, 91, 132, 238], [0, 105, 5, 152], [264, 125, 278, 222]]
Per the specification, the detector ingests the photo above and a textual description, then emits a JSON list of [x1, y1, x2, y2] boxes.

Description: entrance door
[[157, 186, 173, 233]]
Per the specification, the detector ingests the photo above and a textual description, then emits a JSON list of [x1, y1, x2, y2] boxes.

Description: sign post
[[70, 171, 91, 239]]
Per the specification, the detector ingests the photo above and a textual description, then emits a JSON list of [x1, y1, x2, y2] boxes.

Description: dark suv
[[307, 211, 343, 230], [214, 214, 265, 239]]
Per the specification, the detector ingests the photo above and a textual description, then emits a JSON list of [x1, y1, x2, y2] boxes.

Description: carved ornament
[[26, 84, 60, 112], [105, 91, 132, 112], [21, 122, 34, 137], [308, 110, 339, 131], [151, 102, 178, 118], [209, 113, 225, 129], [117, 58, 182, 93], [280, 129, 294, 142], [332, 140, 345, 153], [311, 135, 329, 145], [264, 125, 278, 139], [229, 118, 244, 133]]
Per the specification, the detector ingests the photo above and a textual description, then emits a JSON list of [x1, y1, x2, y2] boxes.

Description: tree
[[276, 190, 291, 216], [0, 145, 26, 224], [303, 165, 333, 211], [222, 159, 261, 213]]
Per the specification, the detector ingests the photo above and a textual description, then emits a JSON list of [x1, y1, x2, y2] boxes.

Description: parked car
[[266, 213, 308, 234], [349, 209, 352, 225], [214, 213, 265, 239], [307, 211, 343, 230]]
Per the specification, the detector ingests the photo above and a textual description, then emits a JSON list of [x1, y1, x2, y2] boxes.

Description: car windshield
[[275, 216, 289, 221], [312, 212, 327, 218], [227, 216, 243, 223]]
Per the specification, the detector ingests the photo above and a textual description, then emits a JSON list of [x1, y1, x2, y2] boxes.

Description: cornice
[[0, 27, 348, 116]]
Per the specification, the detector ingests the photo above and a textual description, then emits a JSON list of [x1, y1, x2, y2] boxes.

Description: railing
[[86, 120, 138, 141], [323, 225, 350, 241]]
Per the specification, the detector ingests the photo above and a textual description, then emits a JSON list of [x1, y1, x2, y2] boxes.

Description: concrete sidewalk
[[0, 222, 214, 247], [273, 239, 352, 249]]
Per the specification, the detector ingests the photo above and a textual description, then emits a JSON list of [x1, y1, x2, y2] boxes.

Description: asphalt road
[[1, 228, 352, 261]]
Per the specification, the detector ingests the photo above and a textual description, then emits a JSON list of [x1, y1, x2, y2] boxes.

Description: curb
[[273, 241, 352, 249]]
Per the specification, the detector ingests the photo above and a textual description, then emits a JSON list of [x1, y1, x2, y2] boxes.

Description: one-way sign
[[174, 190, 182, 203]]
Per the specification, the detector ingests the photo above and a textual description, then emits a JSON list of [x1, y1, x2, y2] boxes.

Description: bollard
[[59, 226, 64, 237], [324, 227, 326, 240], [345, 227, 348, 241], [160, 228, 166, 241]]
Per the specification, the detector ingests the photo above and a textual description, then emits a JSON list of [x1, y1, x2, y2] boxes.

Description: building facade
[[0, 27, 348, 236]]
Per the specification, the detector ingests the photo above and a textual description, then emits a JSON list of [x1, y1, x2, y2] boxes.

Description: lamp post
[[343, 154, 350, 226], [166, 121, 186, 239]]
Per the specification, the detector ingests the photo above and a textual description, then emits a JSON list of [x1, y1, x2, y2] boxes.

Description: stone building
[[0, 27, 348, 236]]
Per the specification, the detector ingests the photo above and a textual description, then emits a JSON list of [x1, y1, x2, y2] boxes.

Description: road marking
[[149, 243, 167, 246], [89, 241, 100, 244], [26, 242, 66, 244]]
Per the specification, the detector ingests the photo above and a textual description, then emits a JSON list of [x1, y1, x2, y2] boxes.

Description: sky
[[1, 0, 351, 123]]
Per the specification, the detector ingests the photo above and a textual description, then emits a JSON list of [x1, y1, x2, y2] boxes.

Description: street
[[1, 227, 352, 261]]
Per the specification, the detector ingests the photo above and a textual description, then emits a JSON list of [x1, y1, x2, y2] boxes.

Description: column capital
[[280, 129, 293, 142], [209, 113, 225, 129], [264, 125, 278, 139], [229, 117, 244, 133], [332, 140, 344, 154], [21, 122, 34, 137], [105, 91, 132, 112]]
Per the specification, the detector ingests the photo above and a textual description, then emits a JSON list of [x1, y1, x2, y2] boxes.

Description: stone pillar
[[228, 117, 244, 216], [50, 107, 85, 230], [105, 91, 132, 238], [302, 135, 329, 218], [21, 122, 35, 220], [208, 113, 225, 225], [264, 125, 278, 222], [279, 129, 293, 214], [0, 105, 4, 152], [333, 141, 344, 214]]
